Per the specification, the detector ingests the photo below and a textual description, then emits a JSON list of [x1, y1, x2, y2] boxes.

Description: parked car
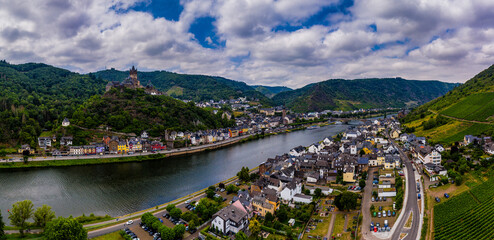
[[387, 210, 391, 216], [383, 197, 387, 201], [378, 212, 381, 218], [379, 206, 383, 211], [435, 197, 441, 203], [371, 197, 375, 202], [418, 193, 421, 199], [444, 193, 450, 198], [383, 211, 386, 217], [384, 220, 388, 227]]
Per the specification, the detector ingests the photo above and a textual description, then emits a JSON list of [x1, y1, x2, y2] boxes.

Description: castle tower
[[129, 66, 140, 88]]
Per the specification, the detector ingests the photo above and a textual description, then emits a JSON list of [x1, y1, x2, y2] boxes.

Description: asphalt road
[[389, 138, 421, 240]]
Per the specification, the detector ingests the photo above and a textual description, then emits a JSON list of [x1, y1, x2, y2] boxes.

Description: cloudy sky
[[1, 0, 494, 88]]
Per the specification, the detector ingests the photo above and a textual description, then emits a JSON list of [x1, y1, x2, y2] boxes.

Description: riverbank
[[0, 126, 314, 169], [0, 133, 257, 169]]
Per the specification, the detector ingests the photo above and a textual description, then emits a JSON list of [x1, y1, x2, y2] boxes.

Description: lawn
[[331, 213, 352, 240], [5, 233, 43, 239], [92, 231, 126, 240], [303, 216, 330, 239]]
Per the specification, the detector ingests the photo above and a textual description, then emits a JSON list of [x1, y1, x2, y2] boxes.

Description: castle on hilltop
[[105, 66, 162, 95]]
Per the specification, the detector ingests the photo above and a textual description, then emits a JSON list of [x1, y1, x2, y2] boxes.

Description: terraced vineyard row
[[434, 178, 494, 240]]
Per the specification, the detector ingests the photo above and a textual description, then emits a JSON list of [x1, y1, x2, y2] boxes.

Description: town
[[112, 115, 454, 240]]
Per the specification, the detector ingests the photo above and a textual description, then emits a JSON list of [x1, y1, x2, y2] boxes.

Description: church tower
[[129, 66, 140, 88]]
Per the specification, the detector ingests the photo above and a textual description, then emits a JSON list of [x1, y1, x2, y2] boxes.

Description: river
[[0, 124, 349, 218]]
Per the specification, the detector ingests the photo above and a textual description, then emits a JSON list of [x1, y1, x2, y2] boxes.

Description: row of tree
[[0, 199, 86, 239]]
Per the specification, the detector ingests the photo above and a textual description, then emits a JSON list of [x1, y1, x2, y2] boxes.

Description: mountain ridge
[[272, 78, 458, 112]]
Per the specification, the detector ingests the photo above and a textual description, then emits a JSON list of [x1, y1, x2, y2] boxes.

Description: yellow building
[[377, 155, 385, 166], [252, 196, 276, 217], [343, 166, 356, 183], [390, 129, 400, 139], [118, 141, 129, 153]]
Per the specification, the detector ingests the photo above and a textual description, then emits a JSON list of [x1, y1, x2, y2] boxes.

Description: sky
[[1, 0, 494, 88]]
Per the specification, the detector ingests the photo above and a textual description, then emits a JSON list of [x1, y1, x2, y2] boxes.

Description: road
[[87, 169, 250, 239], [389, 137, 421, 240]]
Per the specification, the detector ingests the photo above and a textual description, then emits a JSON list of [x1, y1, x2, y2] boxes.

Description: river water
[[0, 124, 348, 218]]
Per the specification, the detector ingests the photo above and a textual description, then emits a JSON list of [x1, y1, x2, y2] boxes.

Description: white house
[[62, 118, 70, 127], [350, 145, 357, 155], [322, 137, 333, 146], [293, 194, 313, 204], [417, 148, 442, 165], [279, 181, 302, 202], [308, 143, 320, 154], [290, 146, 306, 157], [211, 205, 249, 235]]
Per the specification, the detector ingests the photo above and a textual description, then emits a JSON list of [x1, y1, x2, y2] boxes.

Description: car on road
[[435, 197, 441, 203], [444, 193, 450, 198], [127, 220, 134, 225], [185, 200, 191, 204]]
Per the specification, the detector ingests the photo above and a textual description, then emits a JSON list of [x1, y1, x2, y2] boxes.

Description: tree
[[169, 208, 182, 220], [160, 226, 174, 240], [0, 211, 5, 240], [226, 184, 240, 194], [334, 192, 358, 211], [173, 224, 185, 239], [359, 179, 366, 189], [44, 217, 87, 240], [206, 186, 216, 199], [359, 149, 365, 156], [314, 188, 322, 198], [8, 200, 34, 236], [165, 204, 176, 212], [235, 231, 248, 240], [218, 182, 225, 189], [34, 204, 56, 228], [237, 167, 250, 182], [275, 207, 288, 223], [249, 218, 261, 237], [265, 212, 275, 223]]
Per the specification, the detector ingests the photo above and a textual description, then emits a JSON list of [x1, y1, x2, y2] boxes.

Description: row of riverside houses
[[208, 117, 406, 236]]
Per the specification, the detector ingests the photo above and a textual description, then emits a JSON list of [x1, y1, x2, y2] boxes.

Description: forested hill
[[93, 69, 272, 104], [401, 64, 494, 144], [252, 85, 292, 98], [0, 61, 107, 146], [72, 88, 234, 136], [272, 78, 458, 112]]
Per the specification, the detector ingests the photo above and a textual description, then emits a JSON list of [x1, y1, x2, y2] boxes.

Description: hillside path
[[427, 110, 491, 124]]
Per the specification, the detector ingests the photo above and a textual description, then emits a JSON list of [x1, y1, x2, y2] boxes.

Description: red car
[[374, 227, 377, 232]]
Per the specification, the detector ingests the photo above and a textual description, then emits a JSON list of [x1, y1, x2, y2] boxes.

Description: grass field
[[433, 177, 494, 240], [441, 92, 494, 122], [5, 233, 43, 239]]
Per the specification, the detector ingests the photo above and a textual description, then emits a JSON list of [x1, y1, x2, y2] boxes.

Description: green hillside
[[72, 88, 234, 136], [402, 64, 494, 144], [272, 78, 457, 112], [94, 69, 272, 104], [252, 85, 292, 98], [0, 61, 106, 146], [440, 92, 494, 122]]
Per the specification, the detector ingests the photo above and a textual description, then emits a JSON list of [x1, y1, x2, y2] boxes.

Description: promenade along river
[[0, 124, 349, 218]]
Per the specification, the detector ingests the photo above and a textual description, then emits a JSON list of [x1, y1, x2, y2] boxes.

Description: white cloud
[[0, 0, 493, 88]]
